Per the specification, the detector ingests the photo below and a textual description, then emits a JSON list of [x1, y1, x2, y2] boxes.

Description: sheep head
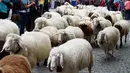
[[47, 49, 64, 72], [57, 30, 69, 45], [34, 17, 46, 30], [114, 25, 122, 33], [42, 12, 52, 19], [1, 33, 27, 54]]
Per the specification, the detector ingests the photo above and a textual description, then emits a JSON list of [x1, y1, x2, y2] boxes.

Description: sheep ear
[[60, 53, 64, 68], [47, 57, 51, 68], [104, 34, 108, 43], [17, 40, 27, 51]]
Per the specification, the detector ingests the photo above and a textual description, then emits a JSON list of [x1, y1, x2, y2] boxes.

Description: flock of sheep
[[0, 2, 129, 73]]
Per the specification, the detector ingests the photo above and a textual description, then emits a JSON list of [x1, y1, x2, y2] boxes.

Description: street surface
[[32, 21, 130, 73]]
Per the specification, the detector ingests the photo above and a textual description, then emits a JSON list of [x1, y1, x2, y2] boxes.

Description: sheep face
[[57, 30, 69, 44], [42, 13, 52, 19], [47, 50, 64, 72], [34, 17, 46, 30], [1, 34, 27, 54]]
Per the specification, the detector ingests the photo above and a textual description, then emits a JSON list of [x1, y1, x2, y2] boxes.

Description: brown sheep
[[79, 20, 93, 42], [0, 55, 31, 73]]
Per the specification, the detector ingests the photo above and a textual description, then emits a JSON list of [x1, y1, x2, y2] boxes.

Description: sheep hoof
[[120, 44, 122, 48], [43, 59, 48, 66], [37, 63, 40, 66]]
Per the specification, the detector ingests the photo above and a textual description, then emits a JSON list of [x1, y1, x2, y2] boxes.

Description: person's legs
[[0, 12, 8, 19], [19, 12, 28, 35], [125, 10, 129, 20]]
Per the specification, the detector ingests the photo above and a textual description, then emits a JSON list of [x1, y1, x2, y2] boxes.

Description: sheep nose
[[4, 47, 10, 52], [100, 41, 103, 44], [58, 40, 62, 44]]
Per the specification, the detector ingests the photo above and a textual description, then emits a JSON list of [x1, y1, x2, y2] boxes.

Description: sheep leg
[[37, 63, 40, 66], [88, 53, 93, 73], [43, 59, 48, 66], [120, 36, 123, 48], [125, 35, 127, 43]]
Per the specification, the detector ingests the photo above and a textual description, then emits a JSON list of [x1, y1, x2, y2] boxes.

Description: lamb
[[114, 20, 129, 48], [62, 15, 81, 26], [47, 38, 93, 73], [57, 26, 84, 44], [42, 12, 61, 19], [39, 26, 58, 47], [0, 55, 31, 73], [34, 17, 68, 30], [1, 32, 52, 69], [96, 26, 120, 58], [0, 19, 19, 59]]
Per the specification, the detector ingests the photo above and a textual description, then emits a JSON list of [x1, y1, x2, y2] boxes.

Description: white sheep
[[62, 15, 81, 26], [39, 26, 58, 47], [96, 26, 120, 58], [34, 17, 68, 30], [57, 26, 84, 44], [42, 12, 61, 19], [1, 32, 52, 69], [0, 19, 19, 59], [92, 17, 112, 36], [0, 19, 19, 41], [105, 11, 117, 25], [114, 20, 129, 48], [47, 38, 93, 73]]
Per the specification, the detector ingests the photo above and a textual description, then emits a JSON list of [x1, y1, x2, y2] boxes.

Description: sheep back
[[0, 55, 31, 73], [97, 26, 120, 50], [51, 38, 93, 72], [21, 32, 52, 62]]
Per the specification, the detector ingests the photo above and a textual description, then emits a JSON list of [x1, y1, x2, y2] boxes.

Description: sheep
[[47, 38, 93, 73], [0, 55, 31, 73], [0, 19, 19, 59], [73, 9, 88, 18], [115, 11, 123, 21], [104, 11, 117, 25], [56, 3, 74, 16], [1, 32, 52, 69], [78, 20, 93, 42], [34, 17, 68, 30], [114, 20, 129, 48], [42, 12, 61, 19], [96, 26, 120, 58], [81, 16, 91, 21], [56, 26, 84, 44], [92, 17, 112, 37], [39, 26, 58, 47], [62, 15, 81, 26]]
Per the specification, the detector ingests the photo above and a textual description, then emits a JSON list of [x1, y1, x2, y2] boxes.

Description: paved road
[[32, 21, 130, 73]]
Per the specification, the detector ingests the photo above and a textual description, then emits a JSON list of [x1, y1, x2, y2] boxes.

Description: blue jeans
[[19, 12, 28, 35]]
